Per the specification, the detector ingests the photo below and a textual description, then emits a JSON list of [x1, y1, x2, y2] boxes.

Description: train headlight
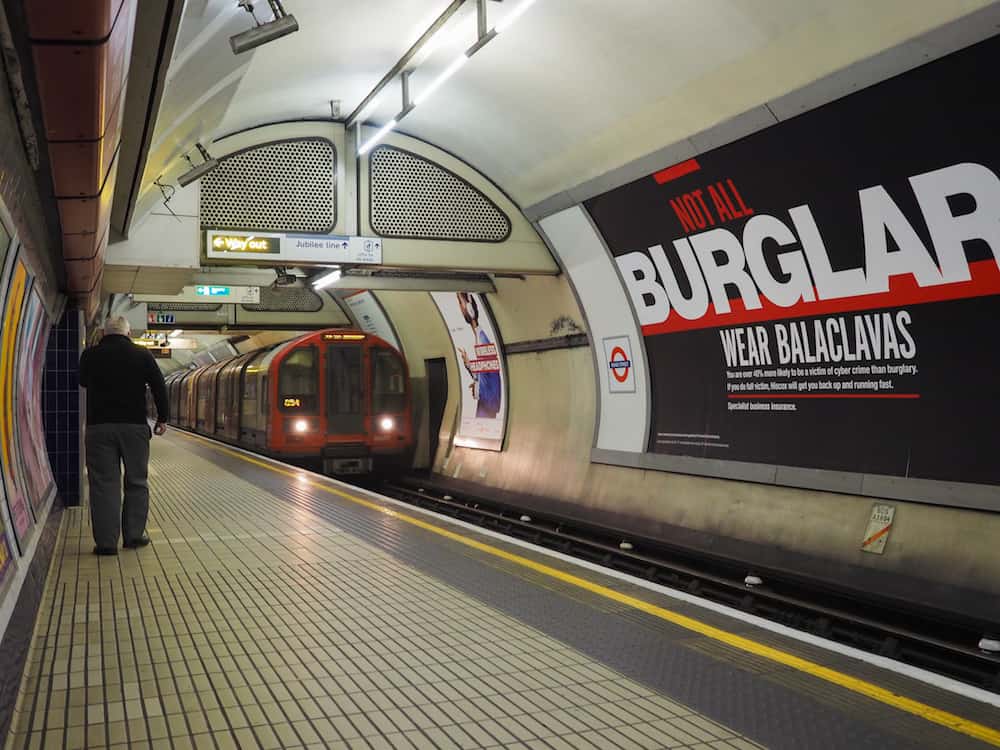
[[293, 419, 309, 433], [379, 416, 395, 432]]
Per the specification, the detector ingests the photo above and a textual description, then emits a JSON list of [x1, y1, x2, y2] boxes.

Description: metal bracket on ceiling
[[349, 0, 516, 155], [400, 70, 414, 118], [345, 0, 464, 129]]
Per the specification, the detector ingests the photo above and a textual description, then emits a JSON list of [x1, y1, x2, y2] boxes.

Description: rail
[[379, 476, 1000, 692]]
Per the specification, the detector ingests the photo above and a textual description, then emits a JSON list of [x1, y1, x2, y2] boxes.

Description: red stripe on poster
[[642, 258, 1000, 336], [728, 394, 920, 400], [653, 159, 701, 184]]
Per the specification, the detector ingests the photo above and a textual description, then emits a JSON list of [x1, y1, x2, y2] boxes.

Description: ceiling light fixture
[[358, 120, 399, 156], [312, 267, 343, 289], [176, 143, 219, 187], [230, 0, 299, 55], [412, 55, 468, 107], [353, 0, 541, 156]]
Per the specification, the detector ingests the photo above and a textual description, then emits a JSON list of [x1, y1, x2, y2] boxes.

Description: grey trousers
[[85, 423, 151, 548]]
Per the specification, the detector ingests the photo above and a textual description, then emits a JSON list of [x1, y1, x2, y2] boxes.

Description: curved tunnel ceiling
[[133, 0, 993, 227]]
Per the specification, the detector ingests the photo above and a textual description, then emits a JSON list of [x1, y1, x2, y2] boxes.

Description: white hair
[[104, 316, 131, 336]]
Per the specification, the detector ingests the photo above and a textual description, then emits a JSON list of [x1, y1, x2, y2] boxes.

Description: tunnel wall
[[0, 8, 68, 644], [383, 35, 1000, 622], [401, 267, 1000, 623], [376, 291, 458, 471]]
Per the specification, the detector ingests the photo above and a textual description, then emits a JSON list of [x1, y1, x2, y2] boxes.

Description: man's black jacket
[[79, 334, 169, 426]]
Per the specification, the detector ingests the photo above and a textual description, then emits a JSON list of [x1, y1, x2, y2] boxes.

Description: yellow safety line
[[175, 431, 1000, 746]]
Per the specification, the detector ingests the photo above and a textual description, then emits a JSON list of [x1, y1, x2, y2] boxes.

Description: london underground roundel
[[609, 346, 631, 383], [602, 336, 636, 393]]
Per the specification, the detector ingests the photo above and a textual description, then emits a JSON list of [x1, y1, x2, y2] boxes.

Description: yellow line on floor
[[174, 431, 1000, 747]]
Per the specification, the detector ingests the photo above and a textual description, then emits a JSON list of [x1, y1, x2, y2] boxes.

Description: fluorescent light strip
[[312, 268, 342, 289], [355, 0, 540, 156], [495, 0, 538, 33], [358, 119, 398, 155], [413, 54, 468, 106]]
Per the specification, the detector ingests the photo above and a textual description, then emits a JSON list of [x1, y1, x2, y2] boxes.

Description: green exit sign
[[195, 285, 231, 297]]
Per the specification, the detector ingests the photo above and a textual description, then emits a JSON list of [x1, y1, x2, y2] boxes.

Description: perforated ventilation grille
[[200, 139, 336, 233], [370, 146, 510, 242], [149, 302, 222, 312], [241, 286, 323, 313]]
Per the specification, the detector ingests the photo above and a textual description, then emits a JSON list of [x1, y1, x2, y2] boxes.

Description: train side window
[[241, 352, 266, 433], [279, 346, 317, 410], [372, 349, 406, 414]]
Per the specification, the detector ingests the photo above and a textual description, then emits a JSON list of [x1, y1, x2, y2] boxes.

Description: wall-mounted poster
[[16, 289, 54, 514], [0, 261, 35, 549], [340, 290, 401, 351], [584, 36, 1000, 487], [431, 292, 507, 451], [0, 220, 13, 589]]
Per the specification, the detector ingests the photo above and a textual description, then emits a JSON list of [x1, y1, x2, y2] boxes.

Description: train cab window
[[279, 346, 318, 411], [372, 350, 406, 414]]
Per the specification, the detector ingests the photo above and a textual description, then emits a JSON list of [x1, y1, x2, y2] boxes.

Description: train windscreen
[[278, 346, 318, 411], [372, 349, 406, 414]]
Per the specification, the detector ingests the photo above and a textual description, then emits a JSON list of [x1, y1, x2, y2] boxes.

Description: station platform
[[5, 433, 999, 750]]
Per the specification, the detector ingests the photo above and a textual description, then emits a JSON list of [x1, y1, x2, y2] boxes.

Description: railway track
[[379, 476, 1000, 693]]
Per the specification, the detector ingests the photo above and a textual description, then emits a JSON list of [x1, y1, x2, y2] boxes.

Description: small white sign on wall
[[602, 336, 636, 393], [861, 503, 895, 554]]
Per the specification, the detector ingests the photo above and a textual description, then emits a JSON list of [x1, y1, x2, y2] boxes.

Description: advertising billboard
[[0, 261, 34, 546], [431, 292, 507, 451], [205, 231, 382, 266], [584, 37, 1000, 486], [0, 222, 13, 587], [16, 289, 54, 513]]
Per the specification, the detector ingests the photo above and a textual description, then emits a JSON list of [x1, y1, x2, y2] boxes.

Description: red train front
[[164, 330, 413, 473]]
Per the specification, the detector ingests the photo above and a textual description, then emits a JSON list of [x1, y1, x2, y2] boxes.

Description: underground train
[[163, 330, 413, 474]]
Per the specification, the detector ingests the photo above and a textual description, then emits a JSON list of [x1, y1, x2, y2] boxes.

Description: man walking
[[79, 316, 168, 555]]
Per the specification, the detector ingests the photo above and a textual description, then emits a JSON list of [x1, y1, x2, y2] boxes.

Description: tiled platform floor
[[4, 436, 763, 750]]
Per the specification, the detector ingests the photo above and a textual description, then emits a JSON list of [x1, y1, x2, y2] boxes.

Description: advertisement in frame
[[0, 258, 34, 551], [0, 220, 14, 590], [584, 37, 1000, 486], [431, 292, 508, 451], [15, 288, 54, 514]]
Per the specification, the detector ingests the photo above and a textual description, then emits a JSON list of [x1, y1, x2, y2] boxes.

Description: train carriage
[[163, 330, 413, 474]]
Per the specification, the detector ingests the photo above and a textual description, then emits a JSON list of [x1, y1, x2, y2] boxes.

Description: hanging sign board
[[205, 231, 382, 265], [135, 286, 261, 305], [191, 285, 260, 303]]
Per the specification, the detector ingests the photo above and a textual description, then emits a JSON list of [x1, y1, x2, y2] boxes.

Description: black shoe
[[93, 546, 118, 556], [123, 533, 150, 549]]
